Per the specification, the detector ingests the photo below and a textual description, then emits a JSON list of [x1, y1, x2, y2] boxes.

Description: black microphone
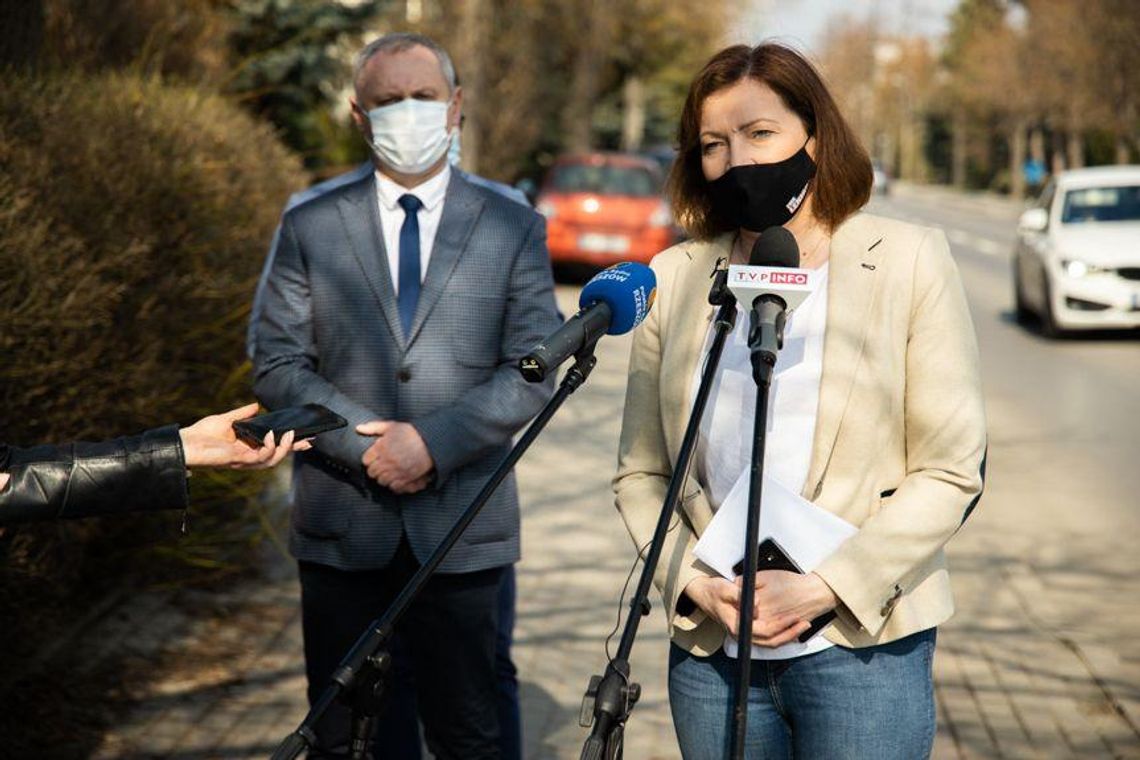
[[743, 227, 801, 384], [518, 262, 657, 382], [748, 226, 800, 268]]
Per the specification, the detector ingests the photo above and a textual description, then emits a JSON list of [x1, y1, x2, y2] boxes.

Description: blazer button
[[397, 368, 412, 383]]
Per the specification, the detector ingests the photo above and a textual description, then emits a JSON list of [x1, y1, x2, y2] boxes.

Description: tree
[[375, 0, 726, 181], [0, 0, 45, 69], [820, 18, 939, 183], [225, 0, 383, 167], [819, 17, 879, 160], [606, 0, 727, 152], [941, 0, 1009, 189], [1072, 0, 1140, 164]]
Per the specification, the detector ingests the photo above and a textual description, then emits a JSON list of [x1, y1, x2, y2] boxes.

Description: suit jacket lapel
[[802, 214, 885, 499], [405, 172, 484, 346], [336, 173, 407, 350]]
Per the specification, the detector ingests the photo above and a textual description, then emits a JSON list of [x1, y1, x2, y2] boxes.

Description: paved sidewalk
[[89, 285, 1139, 759]]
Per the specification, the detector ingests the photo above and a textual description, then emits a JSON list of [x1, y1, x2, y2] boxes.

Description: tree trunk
[[1009, 121, 1027, 200], [899, 112, 928, 183], [1116, 135, 1132, 164], [951, 111, 967, 189], [457, 0, 487, 172], [1066, 130, 1084, 169], [562, 0, 608, 152], [0, 0, 44, 69], [1051, 129, 1066, 175], [1030, 127, 1046, 164], [620, 75, 646, 152]]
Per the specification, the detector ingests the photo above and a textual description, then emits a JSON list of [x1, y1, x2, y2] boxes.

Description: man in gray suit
[[250, 33, 561, 759]]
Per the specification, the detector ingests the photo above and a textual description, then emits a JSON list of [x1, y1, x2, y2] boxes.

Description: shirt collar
[[374, 164, 451, 213]]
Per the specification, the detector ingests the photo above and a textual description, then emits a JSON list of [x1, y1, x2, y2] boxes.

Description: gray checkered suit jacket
[[250, 170, 561, 573]]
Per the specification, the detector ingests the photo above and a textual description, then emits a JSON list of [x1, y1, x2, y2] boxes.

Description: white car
[[1013, 165, 1140, 335]]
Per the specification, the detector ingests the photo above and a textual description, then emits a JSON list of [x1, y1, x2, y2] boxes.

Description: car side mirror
[[1018, 207, 1048, 232]]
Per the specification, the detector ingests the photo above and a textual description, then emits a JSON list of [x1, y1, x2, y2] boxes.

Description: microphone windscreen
[[579, 262, 658, 335], [748, 227, 800, 268]]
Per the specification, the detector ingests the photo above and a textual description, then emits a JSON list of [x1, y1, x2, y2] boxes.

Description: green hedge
[[0, 70, 307, 745]]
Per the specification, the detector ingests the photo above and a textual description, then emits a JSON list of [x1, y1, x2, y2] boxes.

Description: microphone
[[519, 262, 657, 382], [724, 227, 820, 313], [726, 228, 819, 383]]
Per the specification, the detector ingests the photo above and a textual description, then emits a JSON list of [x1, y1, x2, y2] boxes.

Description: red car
[[536, 153, 678, 269]]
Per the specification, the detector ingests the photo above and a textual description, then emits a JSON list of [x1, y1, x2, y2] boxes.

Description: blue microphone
[[519, 262, 657, 382]]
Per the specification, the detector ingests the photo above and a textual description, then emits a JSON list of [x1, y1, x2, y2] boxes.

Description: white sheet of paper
[[693, 472, 858, 659]]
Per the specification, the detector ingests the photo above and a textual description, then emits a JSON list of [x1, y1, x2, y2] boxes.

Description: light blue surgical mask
[[366, 98, 454, 175]]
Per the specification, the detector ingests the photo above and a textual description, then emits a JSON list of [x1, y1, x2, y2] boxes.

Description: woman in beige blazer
[[614, 43, 986, 759]]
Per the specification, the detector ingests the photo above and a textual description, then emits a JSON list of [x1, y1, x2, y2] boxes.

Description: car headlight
[[649, 201, 672, 228], [537, 200, 556, 219], [1060, 259, 1108, 278]]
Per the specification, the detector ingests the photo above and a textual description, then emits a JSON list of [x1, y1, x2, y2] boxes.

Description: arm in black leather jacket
[[0, 425, 189, 526]]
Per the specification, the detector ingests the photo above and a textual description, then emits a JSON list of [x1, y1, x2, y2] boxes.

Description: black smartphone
[[232, 403, 347, 448], [733, 537, 837, 644]]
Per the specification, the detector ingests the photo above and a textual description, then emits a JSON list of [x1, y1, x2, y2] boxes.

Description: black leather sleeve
[[0, 425, 190, 526]]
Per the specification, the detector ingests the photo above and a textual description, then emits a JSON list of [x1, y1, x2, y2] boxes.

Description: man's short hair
[[354, 33, 457, 94]]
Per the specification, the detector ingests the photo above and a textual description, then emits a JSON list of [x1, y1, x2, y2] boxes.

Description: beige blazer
[[613, 212, 987, 656]]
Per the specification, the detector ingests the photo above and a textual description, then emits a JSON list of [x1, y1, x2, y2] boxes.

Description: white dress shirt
[[374, 165, 450, 294]]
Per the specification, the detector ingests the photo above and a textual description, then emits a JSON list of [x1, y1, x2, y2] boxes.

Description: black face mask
[[707, 142, 816, 232]]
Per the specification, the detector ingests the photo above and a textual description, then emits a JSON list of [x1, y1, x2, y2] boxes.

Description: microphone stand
[[728, 293, 786, 759], [269, 341, 601, 760], [578, 263, 736, 760]]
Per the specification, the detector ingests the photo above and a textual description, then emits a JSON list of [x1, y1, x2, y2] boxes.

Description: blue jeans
[[668, 629, 937, 760]]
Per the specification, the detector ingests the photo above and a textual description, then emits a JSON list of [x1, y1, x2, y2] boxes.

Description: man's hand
[[745, 570, 838, 647], [180, 402, 312, 470], [357, 420, 435, 494], [0, 473, 9, 492]]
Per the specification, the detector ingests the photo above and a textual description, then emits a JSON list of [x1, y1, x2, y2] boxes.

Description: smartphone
[[733, 537, 837, 644], [232, 403, 347, 448]]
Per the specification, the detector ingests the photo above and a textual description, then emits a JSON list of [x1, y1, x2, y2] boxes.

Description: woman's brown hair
[[668, 43, 872, 239]]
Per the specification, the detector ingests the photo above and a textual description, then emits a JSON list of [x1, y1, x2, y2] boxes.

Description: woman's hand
[[0, 473, 8, 492], [747, 570, 838, 647], [179, 402, 313, 470], [682, 575, 745, 632], [683, 570, 840, 648]]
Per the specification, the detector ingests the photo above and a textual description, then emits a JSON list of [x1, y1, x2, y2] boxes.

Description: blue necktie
[[397, 194, 423, 337]]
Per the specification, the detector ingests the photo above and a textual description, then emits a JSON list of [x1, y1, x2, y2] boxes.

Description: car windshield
[[548, 163, 659, 197], [1060, 185, 1140, 223]]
